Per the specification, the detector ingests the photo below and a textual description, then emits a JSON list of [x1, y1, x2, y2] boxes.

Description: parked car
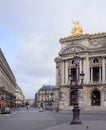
[[1, 107, 11, 114]]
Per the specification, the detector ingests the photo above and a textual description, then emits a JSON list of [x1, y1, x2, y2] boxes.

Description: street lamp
[[69, 54, 85, 124]]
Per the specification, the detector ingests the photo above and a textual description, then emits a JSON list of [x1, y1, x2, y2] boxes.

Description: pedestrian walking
[[27, 105, 29, 111]]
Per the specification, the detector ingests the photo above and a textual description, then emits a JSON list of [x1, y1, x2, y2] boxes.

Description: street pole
[[71, 61, 81, 124], [69, 54, 85, 125]]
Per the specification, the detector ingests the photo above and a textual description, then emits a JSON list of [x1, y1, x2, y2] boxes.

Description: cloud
[[1, 0, 106, 98], [13, 33, 57, 98], [16, 34, 56, 77]]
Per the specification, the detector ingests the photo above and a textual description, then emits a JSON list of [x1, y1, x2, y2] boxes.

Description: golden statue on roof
[[71, 21, 83, 35]]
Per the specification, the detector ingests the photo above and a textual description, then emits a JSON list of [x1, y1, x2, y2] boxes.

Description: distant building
[[26, 99, 35, 106], [37, 85, 57, 109], [15, 84, 25, 107]]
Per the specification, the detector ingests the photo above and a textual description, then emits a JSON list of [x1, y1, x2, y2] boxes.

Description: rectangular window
[[93, 67, 99, 81]]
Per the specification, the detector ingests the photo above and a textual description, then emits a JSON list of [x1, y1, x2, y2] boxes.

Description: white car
[[1, 107, 11, 114]]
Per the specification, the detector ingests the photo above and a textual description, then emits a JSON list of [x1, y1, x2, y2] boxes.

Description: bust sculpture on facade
[[71, 21, 83, 35]]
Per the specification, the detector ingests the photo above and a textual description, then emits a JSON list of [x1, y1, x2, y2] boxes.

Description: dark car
[[1, 107, 11, 114]]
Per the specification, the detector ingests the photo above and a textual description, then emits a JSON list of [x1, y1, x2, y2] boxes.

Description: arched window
[[93, 58, 99, 63], [72, 60, 74, 64], [90, 58, 102, 82], [91, 90, 100, 106]]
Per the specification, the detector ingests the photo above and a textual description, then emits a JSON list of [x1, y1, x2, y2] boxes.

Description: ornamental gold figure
[[71, 21, 83, 35]]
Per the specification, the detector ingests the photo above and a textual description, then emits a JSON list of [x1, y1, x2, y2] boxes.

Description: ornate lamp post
[[69, 54, 85, 124]]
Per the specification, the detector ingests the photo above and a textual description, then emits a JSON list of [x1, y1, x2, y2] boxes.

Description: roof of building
[[60, 21, 106, 43], [60, 32, 106, 43], [38, 85, 55, 91]]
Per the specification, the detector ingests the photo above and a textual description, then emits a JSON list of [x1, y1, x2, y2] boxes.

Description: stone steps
[[60, 106, 106, 111], [80, 106, 106, 111]]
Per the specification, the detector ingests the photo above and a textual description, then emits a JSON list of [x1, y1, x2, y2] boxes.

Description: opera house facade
[[55, 21, 106, 110]]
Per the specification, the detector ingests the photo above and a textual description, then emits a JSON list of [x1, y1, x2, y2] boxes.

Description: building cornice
[[0, 48, 16, 81], [60, 32, 106, 43]]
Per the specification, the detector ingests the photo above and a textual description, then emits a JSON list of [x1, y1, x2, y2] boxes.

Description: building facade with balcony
[[0, 48, 24, 108], [37, 85, 57, 110], [15, 84, 25, 107], [55, 21, 106, 110]]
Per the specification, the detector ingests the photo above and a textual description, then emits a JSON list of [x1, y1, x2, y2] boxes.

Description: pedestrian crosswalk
[[17, 110, 37, 112], [0, 110, 39, 116], [0, 108, 46, 116]]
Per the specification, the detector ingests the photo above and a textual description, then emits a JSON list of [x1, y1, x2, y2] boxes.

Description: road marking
[[0, 110, 38, 115], [0, 114, 11, 117], [15, 110, 36, 113], [12, 111, 17, 115]]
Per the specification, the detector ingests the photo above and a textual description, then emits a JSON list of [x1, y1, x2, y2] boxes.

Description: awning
[[0, 101, 4, 104]]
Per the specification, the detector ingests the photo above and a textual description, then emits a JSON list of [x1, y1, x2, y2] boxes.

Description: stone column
[[65, 61, 68, 84], [91, 67, 93, 82], [85, 56, 90, 83], [64, 60, 66, 84], [61, 61, 65, 84], [102, 58, 105, 83], [79, 58, 82, 83], [56, 64, 59, 87], [99, 67, 102, 82], [56, 63, 61, 88], [79, 58, 82, 73]]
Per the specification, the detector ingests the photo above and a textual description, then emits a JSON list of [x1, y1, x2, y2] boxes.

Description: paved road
[[53, 110, 106, 121], [0, 107, 64, 130], [0, 107, 106, 130]]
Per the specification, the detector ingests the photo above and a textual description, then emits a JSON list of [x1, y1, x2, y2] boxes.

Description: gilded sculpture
[[71, 21, 83, 35]]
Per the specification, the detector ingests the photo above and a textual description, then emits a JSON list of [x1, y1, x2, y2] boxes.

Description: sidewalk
[[45, 121, 106, 130], [58, 109, 106, 114], [46, 109, 106, 130]]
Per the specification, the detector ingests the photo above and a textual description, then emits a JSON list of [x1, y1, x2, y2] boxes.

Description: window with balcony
[[90, 58, 102, 82]]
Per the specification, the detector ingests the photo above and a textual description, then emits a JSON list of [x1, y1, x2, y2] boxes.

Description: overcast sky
[[0, 0, 106, 99]]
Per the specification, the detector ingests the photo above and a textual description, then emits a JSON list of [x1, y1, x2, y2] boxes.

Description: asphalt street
[[0, 107, 106, 130]]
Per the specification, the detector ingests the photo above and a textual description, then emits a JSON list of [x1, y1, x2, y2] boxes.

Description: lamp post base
[[70, 108, 82, 125], [71, 120, 82, 124], [56, 106, 59, 112]]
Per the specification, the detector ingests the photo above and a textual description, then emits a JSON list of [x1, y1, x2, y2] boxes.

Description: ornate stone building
[[55, 21, 106, 110], [37, 85, 57, 109]]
